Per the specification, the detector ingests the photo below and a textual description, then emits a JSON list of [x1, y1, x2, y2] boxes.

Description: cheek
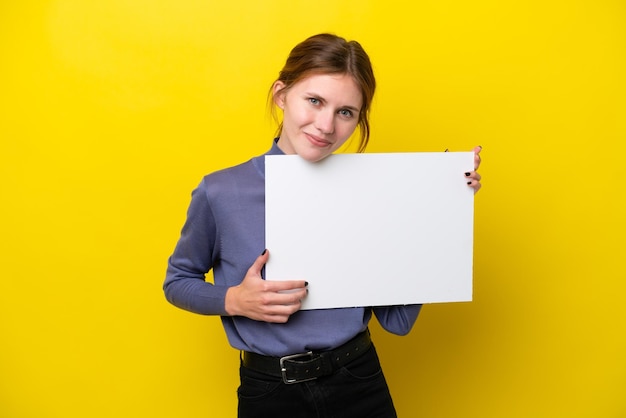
[[284, 106, 311, 129], [337, 120, 359, 140]]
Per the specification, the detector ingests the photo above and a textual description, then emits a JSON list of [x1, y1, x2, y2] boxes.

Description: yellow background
[[1, 1, 625, 417]]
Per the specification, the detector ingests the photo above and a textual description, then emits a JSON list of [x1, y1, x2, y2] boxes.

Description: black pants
[[237, 343, 397, 418]]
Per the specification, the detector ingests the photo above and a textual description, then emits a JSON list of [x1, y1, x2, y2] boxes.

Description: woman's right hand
[[225, 250, 308, 323]]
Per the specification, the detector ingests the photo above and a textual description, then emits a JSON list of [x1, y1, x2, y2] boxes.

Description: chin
[[292, 145, 328, 162], [299, 150, 331, 163]]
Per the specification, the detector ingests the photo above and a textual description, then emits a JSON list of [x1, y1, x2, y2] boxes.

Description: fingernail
[[465, 172, 471, 176], [261, 249, 267, 255], [304, 281, 309, 286], [467, 181, 472, 185]]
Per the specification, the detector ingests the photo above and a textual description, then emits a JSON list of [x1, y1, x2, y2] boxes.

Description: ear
[[272, 81, 286, 109]]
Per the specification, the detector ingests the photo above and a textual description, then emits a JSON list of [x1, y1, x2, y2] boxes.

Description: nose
[[314, 110, 335, 135]]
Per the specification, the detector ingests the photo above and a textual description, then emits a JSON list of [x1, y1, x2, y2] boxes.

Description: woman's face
[[273, 73, 362, 162]]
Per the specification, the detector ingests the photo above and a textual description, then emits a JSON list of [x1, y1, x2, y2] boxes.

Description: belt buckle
[[279, 351, 317, 384]]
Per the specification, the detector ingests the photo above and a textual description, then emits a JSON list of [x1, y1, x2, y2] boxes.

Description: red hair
[[270, 33, 376, 152]]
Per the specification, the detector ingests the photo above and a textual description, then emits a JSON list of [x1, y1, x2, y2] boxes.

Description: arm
[[373, 304, 422, 335], [163, 184, 228, 315], [163, 183, 307, 319]]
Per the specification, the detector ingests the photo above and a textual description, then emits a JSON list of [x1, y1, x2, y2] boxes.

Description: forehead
[[292, 73, 363, 109]]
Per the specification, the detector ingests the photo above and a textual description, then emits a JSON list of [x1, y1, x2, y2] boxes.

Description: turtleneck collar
[[252, 138, 285, 177]]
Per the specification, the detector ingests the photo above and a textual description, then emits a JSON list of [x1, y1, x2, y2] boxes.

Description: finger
[[255, 279, 307, 303], [247, 249, 270, 276], [473, 145, 482, 170], [259, 297, 304, 323], [265, 279, 308, 292], [464, 171, 481, 181], [466, 178, 482, 193], [272, 289, 307, 306], [263, 311, 296, 323]]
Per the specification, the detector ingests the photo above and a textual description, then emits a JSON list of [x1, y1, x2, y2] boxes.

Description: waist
[[241, 329, 372, 384]]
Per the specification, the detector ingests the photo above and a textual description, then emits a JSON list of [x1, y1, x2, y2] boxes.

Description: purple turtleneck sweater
[[164, 139, 421, 357]]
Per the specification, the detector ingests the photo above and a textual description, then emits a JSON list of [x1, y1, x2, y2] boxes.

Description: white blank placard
[[265, 152, 474, 310]]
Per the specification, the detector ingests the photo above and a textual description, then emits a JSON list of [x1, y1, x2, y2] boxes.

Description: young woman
[[164, 33, 482, 418]]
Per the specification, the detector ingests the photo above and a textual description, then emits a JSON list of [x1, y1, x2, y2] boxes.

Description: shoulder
[[192, 156, 264, 205], [193, 142, 274, 198], [201, 158, 256, 188]]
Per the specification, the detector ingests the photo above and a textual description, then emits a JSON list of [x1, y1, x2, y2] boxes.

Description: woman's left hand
[[465, 145, 482, 193]]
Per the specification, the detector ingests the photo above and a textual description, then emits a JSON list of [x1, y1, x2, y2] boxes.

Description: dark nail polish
[[304, 281, 309, 286], [261, 249, 267, 255], [465, 172, 471, 176], [467, 181, 472, 185]]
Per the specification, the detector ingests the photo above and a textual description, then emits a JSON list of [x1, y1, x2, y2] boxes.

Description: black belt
[[241, 329, 372, 384]]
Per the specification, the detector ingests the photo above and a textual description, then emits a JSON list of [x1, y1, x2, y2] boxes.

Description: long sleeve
[[162, 141, 421, 356], [163, 182, 229, 315], [373, 304, 422, 335]]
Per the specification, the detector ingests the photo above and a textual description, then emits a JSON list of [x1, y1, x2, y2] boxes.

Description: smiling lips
[[305, 133, 332, 148]]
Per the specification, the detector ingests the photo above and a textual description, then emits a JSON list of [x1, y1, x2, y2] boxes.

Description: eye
[[338, 108, 354, 118], [308, 97, 320, 105]]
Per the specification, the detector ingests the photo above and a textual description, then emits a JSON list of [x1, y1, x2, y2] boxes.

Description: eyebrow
[[305, 92, 361, 113]]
